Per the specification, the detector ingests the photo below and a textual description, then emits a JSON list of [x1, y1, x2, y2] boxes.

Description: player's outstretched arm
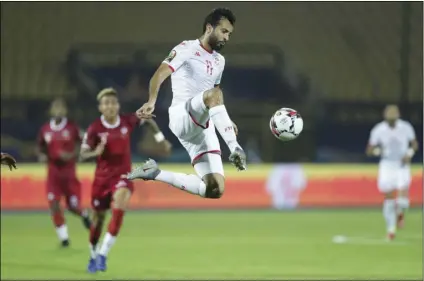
[[136, 64, 173, 119], [143, 119, 172, 157]]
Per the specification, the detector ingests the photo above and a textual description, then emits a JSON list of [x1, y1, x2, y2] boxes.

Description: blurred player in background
[[80, 88, 171, 273], [1, 152, 17, 170], [366, 105, 419, 240], [126, 8, 247, 200], [36, 98, 91, 247]]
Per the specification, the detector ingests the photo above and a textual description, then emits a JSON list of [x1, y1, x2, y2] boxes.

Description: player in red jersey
[[1, 152, 17, 170], [36, 98, 91, 247], [80, 88, 171, 273]]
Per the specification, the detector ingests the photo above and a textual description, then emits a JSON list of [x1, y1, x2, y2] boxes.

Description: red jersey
[[82, 114, 143, 185], [37, 118, 82, 176]]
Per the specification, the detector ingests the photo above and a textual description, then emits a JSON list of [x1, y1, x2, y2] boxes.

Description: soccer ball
[[269, 108, 303, 141]]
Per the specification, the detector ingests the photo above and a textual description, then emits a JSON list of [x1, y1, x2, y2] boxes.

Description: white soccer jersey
[[163, 39, 225, 108], [368, 119, 416, 163]]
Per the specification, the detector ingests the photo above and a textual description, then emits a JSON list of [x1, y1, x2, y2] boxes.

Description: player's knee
[[92, 211, 106, 225], [66, 195, 80, 210], [113, 188, 132, 210], [384, 191, 396, 199], [203, 88, 224, 108], [204, 175, 225, 199], [49, 200, 61, 213]]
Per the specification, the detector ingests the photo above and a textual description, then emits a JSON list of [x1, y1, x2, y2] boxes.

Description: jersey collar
[[101, 115, 121, 129], [49, 118, 68, 131]]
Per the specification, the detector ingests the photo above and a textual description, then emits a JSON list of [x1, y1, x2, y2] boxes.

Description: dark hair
[[203, 8, 236, 33]]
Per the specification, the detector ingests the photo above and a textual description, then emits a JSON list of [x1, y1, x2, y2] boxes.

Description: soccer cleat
[[81, 209, 92, 230], [125, 158, 160, 181], [87, 258, 97, 273], [97, 255, 107, 272], [61, 239, 70, 248], [397, 213, 405, 229], [387, 232, 395, 241], [229, 147, 247, 171]]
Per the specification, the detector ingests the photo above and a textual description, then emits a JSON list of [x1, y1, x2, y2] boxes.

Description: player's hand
[[161, 140, 173, 156], [136, 102, 156, 119], [402, 155, 412, 165], [232, 121, 239, 136], [94, 135, 107, 156], [1, 153, 17, 171]]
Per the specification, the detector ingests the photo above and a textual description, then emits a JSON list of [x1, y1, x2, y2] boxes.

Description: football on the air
[[269, 108, 303, 141]]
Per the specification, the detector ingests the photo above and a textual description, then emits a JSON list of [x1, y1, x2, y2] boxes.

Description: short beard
[[208, 36, 223, 51]]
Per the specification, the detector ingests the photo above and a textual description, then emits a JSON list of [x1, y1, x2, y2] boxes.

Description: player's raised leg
[[127, 152, 225, 198], [203, 88, 246, 170], [96, 186, 131, 271]]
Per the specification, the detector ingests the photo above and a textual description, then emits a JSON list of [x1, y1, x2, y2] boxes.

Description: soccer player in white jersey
[[366, 105, 419, 240], [125, 8, 246, 199]]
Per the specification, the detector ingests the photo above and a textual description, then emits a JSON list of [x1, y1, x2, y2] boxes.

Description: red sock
[[52, 211, 65, 227], [107, 209, 125, 236], [89, 221, 103, 246]]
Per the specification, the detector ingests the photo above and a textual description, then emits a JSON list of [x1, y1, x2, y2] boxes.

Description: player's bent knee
[[203, 88, 224, 108], [203, 174, 225, 199], [384, 191, 396, 199], [92, 210, 106, 225], [113, 188, 132, 210], [49, 200, 61, 213]]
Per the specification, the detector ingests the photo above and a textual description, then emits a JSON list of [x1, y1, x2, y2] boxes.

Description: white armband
[[406, 148, 415, 157], [154, 132, 165, 143]]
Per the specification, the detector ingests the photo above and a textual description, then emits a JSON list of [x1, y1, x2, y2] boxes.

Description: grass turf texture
[[1, 210, 422, 279]]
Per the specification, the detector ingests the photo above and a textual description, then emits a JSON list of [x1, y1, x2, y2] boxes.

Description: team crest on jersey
[[44, 132, 53, 143], [214, 57, 220, 65], [165, 50, 176, 63], [120, 127, 128, 135]]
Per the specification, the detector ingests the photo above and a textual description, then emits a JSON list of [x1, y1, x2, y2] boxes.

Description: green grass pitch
[[1, 210, 422, 279]]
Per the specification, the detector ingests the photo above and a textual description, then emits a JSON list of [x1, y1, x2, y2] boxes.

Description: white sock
[[209, 105, 240, 152], [89, 244, 97, 259], [56, 224, 69, 241], [98, 232, 116, 257], [383, 199, 397, 233], [155, 171, 206, 197], [396, 196, 409, 214]]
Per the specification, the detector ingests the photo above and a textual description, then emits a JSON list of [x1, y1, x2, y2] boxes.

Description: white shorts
[[378, 161, 411, 193], [169, 92, 224, 178]]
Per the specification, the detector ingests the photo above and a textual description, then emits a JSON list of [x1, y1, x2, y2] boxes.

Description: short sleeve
[[124, 113, 144, 131], [162, 41, 191, 72], [405, 123, 416, 141], [368, 126, 380, 146], [82, 124, 98, 150]]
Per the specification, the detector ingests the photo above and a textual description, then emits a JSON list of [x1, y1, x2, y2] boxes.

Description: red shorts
[[46, 175, 81, 208], [91, 177, 134, 211]]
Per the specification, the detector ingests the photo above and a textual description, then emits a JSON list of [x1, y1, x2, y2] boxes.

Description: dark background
[[1, 2, 422, 163]]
